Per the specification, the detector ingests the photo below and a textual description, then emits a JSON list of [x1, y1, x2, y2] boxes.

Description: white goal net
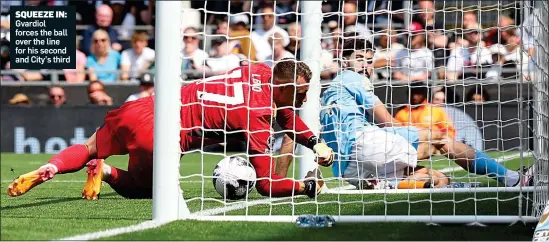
[[152, 0, 549, 224]]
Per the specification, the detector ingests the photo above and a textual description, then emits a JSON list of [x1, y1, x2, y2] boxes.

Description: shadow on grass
[[262, 222, 537, 241], [103, 220, 537, 241], [2, 192, 118, 211]]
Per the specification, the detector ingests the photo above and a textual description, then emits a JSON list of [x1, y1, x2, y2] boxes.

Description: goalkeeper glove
[[308, 136, 334, 167]]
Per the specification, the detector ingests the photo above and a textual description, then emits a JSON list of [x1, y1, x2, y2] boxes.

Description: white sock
[[505, 171, 520, 187], [102, 163, 112, 181], [40, 163, 58, 174]]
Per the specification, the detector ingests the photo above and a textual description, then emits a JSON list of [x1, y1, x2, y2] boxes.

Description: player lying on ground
[[277, 37, 533, 189], [7, 60, 334, 199]]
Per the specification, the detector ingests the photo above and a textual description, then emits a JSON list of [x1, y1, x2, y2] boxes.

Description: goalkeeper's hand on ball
[[313, 142, 334, 167], [307, 136, 334, 167]]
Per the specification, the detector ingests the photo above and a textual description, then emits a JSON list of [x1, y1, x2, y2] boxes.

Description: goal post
[[532, 0, 549, 218], [152, 0, 187, 222], [152, 0, 549, 225], [297, 0, 324, 179]]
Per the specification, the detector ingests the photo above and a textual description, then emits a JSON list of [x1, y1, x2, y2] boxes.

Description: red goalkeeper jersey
[[179, 63, 315, 159]]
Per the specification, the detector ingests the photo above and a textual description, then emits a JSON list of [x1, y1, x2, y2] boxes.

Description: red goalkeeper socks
[[48, 144, 90, 174]]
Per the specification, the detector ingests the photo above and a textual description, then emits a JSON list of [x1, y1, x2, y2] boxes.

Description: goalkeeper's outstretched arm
[[371, 99, 401, 127], [273, 108, 334, 177]]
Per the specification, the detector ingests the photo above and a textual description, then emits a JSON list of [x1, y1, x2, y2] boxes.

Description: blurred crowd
[[0, 0, 537, 110]]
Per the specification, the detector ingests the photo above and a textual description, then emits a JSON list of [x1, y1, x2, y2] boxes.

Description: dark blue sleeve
[[108, 27, 119, 44], [81, 27, 94, 56]]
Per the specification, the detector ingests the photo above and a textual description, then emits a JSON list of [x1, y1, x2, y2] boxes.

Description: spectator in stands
[[121, 31, 155, 80], [501, 27, 532, 79], [485, 15, 515, 47], [231, 14, 271, 62], [443, 37, 470, 81], [467, 85, 490, 104], [9, 93, 31, 106], [87, 80, 106, 95], [216, 19, 229, 36], [81, 4, 122, 55], [432, 88, 484, 151], [415, 0, 450, 68], [49, 86, 66, 108], [89, 91, 113, 106], [86, 29, 121, 83], [393, 24, 434, 82], [182, 27, 209, 72], [395, 82, 456, 141], [205, 37, 243, 74], [485, 44, 508, 79], [265, 32, 295, 67], [63, 36, 87, 83], [373, 28, 404, 80], [126, 73, 155, 102], [227, 14, 259, 61], [462, 10, 483, 30], [342, 1, 373, 41], [253, 6, 290, 48], [285, 22, 301, 60], [253, 0, 296, 26], [464, 23, 492, 68], [118, 4, 139, 40], [87, 81, 113, 106], [215, 19, 241, 54]]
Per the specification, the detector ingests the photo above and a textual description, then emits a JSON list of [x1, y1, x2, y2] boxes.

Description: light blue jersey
[[320, 70, 419, 177], [320, 70, 380, 177]]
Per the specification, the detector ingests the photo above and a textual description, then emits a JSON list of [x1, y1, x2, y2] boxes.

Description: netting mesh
[[171, 0, 549, 223], [530, 0, 549, 218]]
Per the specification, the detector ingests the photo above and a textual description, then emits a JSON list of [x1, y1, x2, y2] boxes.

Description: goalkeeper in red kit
[[7, 60, 334, 200]]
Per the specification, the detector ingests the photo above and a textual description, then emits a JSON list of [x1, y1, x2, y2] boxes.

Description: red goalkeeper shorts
[[96, 97, 155, 160]]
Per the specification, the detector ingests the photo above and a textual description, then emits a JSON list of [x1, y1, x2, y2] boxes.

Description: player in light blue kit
[[320, 37, 534, 189]]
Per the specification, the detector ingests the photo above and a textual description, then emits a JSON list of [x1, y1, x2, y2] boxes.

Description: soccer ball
[[212, 156, 257, 200]]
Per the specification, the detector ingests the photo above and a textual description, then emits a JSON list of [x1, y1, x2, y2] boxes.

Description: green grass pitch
[[1, 152, 538, 240]]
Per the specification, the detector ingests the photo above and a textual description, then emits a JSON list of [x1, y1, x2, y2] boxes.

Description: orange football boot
[[7, 165, 57, 197], [82, 159, 104, 200]]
